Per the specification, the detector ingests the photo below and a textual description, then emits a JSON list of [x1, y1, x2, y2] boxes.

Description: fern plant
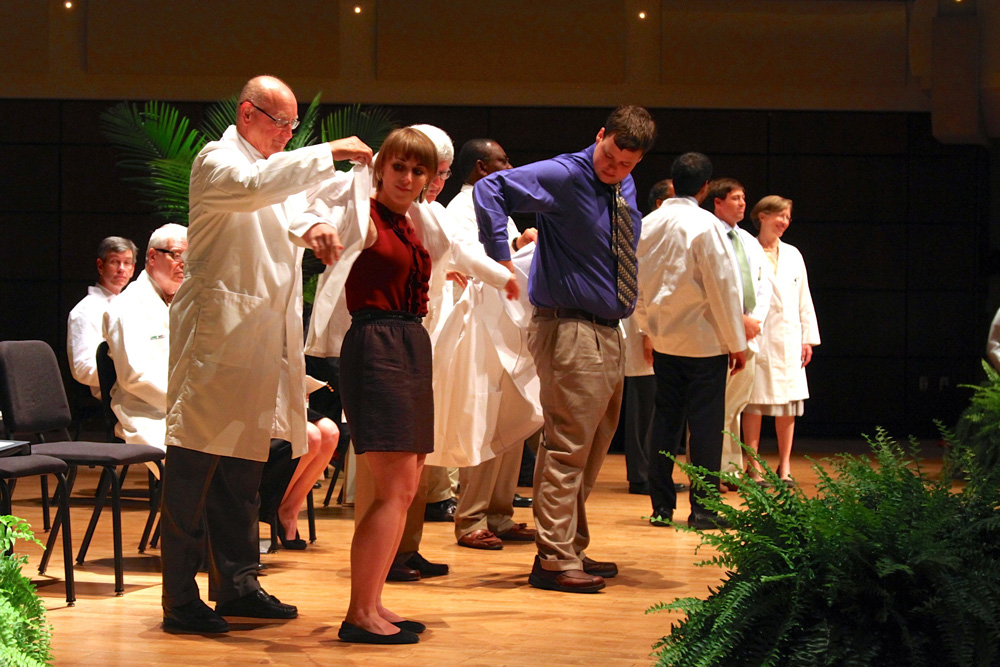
[[0, 516, 52, 667], [943, 360, 1000, 485], [649, 430, 1000, 666]]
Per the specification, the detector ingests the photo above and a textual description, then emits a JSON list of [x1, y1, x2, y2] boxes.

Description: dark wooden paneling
[[810, 290, 906, 357], [1, 145, 60, 212], [770, 111, 908, 155], [794, 223, 907, 291], [0, 213, 60, 281], [768, 155, 908, 223]]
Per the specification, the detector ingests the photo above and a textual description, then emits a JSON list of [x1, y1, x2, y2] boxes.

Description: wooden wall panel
[[86, 0, 340, 78], [660, 0, 908, 87], [0, 0, 48, 75], [376, 0, 627, 84]]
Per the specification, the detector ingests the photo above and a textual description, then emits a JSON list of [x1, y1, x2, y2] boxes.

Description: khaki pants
[[455, 445, 523, 539], [721, 350, 756, 474], [528, 314, 624, 571]]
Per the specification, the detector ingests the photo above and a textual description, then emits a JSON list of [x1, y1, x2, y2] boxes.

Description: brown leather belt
[[535, 307, 619, 329]]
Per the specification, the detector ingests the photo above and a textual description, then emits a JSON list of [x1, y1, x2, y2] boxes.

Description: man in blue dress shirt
[[474, 106, 656, 593]]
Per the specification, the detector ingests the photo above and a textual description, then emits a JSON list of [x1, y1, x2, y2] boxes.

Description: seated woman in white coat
[[741, 196, 820, 485]]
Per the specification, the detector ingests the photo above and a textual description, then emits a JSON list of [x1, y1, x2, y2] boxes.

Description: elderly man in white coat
[[634, 152, 747, 531], [160, 74, 372, 635], [67, 236, 137, 398], [103, 224, 187, 451], [705, 179, 773, 482]]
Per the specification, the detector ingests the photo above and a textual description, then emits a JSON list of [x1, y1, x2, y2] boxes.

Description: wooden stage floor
[[9, 439, 944, 666]]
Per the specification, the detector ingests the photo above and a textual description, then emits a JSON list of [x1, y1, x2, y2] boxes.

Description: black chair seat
[[32, 442, 164, 467], [0, 454, 68, 478]]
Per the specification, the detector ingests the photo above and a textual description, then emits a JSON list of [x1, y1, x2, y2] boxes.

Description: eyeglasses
[[154, 248, 184, 261], [437, 169, 452, 181], [245, 101, 300, 131]]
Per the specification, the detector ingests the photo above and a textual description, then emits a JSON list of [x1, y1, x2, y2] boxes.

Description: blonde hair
[[750, 195, 793, 230], [372, 128, 438, 203]]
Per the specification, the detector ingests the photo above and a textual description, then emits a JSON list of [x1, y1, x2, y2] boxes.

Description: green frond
[[321, 104, 398, 170], [286, 92, 323, 151], [200, 95, 239, 142]]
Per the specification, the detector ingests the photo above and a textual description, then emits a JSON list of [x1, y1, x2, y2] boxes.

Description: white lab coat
[[166, 125, 347, 462], [721, 220, 773, 355], [634, 197, 746, 357], [748, 240, 820, 405], [303, 167, 512, 359], [67, 283, 117, 398], [426, 234, 542, 467], [103, 271, 169, 449]]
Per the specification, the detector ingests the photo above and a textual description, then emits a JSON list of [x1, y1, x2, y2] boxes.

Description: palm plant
[[101, 94, 396, 301]]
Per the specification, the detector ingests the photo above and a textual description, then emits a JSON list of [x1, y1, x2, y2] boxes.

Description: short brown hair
[[372, 128, 439, 203], [705, 178, 745, 212], [749, 195, 793, 230], [604, 106, 657, 154]]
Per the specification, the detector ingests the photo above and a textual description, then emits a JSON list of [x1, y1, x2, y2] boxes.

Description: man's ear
[[595, 127, 606, 143]]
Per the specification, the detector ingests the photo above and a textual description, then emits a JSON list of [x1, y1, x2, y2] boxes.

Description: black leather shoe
[[513, 493, 533, 508], [688, 511, 731, 530], [163, 599, 230, 634], [215, 589, 297, 619], [386, 563, 420, 582], [649, 507, 673, 526], [674, 482, 688, 492], [339, 621, 419, 644], [405, 552, 449, 577], [424, 497, 457, 522]]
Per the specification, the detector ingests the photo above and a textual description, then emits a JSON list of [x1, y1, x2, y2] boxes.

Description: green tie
[[728, 229, 756, 313]]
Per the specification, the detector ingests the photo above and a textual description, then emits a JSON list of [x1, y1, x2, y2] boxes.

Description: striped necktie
[[612, 183, 638, 309], [728, 228, 756, 313]]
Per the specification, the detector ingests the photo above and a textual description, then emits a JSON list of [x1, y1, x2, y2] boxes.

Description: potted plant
[[0, 515, 52, 667]]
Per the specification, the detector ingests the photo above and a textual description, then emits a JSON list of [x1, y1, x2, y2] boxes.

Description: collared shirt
[[715, 217, 773, 354], [67, 282, 118, 397], [474, 143, 642, 320]]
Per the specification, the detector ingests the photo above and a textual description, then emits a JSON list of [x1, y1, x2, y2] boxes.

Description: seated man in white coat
[[103, 224, 187, 450], [68, 236, 137, 398]]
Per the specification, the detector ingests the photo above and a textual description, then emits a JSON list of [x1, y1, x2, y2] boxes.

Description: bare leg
[[742, 412, 764, 478], [345, 451, 422, 635], [278, 419, 338, 540], [775, 416, 796, 479]]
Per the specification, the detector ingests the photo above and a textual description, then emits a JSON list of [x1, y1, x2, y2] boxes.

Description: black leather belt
[[535, 307, 619, 329], [351, 309, 423, 324]]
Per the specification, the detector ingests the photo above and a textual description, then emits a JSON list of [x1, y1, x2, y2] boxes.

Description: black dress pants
[[648, 352, 728, 516], [160, 446, 265, 608], [624, 375, 656, 486]]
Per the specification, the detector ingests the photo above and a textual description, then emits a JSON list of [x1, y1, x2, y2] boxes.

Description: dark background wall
[[0, 98, 989, 437]]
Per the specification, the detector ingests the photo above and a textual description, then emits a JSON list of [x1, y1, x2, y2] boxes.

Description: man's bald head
[[236, 75, 298, 158]]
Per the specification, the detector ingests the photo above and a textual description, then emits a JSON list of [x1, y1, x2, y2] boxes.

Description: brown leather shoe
[[495, 523, 536, 542], [581, 557, 618, 579], [457, 529, 503, 550], [386, 563, 420, 582], [528, 556, 605, 593]]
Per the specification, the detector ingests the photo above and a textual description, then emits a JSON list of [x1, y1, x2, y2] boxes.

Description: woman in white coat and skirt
[[742, 196, 820, 485]]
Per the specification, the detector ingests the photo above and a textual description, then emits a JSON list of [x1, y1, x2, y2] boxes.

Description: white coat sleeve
[[68, 305, 102, 388], [196, 142, 336, 213], [797, 255, 821, 346], [287, 170, 356, 244], [987, 308, 1000, 371], [695, 227, 747, 354]]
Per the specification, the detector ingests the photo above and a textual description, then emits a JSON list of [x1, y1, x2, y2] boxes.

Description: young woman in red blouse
[[338, 128, 438, 645]]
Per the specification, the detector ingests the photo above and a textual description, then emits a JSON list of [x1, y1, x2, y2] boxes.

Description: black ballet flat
[[278, 531, 307, 551], [392, 619, 426, 634], [338, 621, 419, 644]]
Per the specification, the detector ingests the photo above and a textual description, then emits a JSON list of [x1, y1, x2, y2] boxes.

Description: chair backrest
[[0, 340, 73, 437], [95, 341, 122, 442]]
